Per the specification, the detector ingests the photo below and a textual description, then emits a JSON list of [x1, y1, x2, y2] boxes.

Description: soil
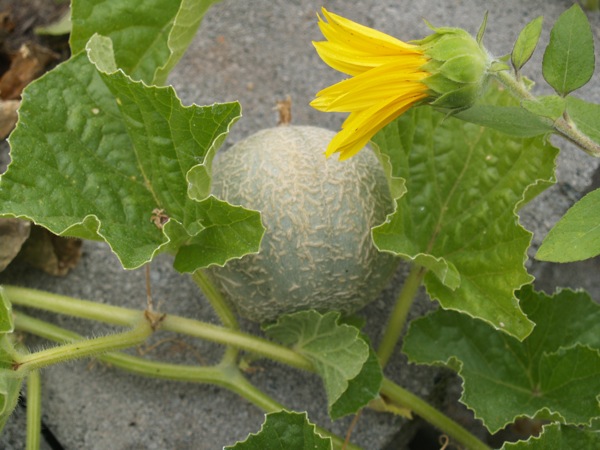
[[0, 0, 69, 55]]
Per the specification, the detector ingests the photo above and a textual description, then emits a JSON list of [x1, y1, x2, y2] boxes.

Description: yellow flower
[[311, 8, 491, 160], [311, 8, 430, 160]]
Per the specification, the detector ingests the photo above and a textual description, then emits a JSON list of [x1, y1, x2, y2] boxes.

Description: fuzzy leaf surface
[[565, 96, 600, 147], [403, 286, 600, 433], [512, 16, 544, 72], [542, 4, 595, 96], [502, 423, 600, 450], [372, 86, 557, 339], [264, 311, 371, 417], [224, 411, 331, 450], [537, 188, 600, 262], [70, 0, 220, 84], [0, 37, 263, 270]]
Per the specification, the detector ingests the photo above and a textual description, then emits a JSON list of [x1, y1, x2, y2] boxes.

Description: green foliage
[[264, 311, 381, 419], [501, 423, 600, 449], [372, 85, 557, 340], [224, 411, 332, 450], [0, 7, 263, 271], [455, 104, 553, 137], [565, 96, 600, 148], [511, 16, 543, 72], [0, 291, 20, 433], [521, 95, 566, 122], [1, 1, 600, 448], [71, 0, 221, 85], [403, 287, 600, 433], [0, 289, 13, 335], [537, 188, 600, 262], [542, 4, 595, 96]]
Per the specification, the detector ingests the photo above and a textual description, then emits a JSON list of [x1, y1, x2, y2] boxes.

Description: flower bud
[[415, 27, 492, 111]]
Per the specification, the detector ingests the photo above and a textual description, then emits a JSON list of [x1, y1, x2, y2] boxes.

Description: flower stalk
[[494, 69, 600, 157]]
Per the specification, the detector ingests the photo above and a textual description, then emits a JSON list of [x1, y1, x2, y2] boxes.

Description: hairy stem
[[9, 287, 488, 450], [494, 69, 600, 157], [4, 286, 139, 326], [381, 379, 491, 450], [13, 316, 152, 374], [14, 313, 358, 450], [377, 265, 425, 368], [26, 370, 42, 450], [5, 286, 311, 371]]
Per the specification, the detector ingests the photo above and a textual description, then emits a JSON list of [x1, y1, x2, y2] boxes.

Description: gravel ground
[[1, 1, 599, 449]]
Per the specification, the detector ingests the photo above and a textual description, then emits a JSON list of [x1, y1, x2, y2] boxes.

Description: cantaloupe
[[208, 126, 399, 323]]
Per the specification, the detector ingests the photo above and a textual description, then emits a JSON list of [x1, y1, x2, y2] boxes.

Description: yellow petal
[[313, 41, 411, 76], [312, 59, 429, 112], [326, 92, 427, 160], [319, 8, 419, 56]]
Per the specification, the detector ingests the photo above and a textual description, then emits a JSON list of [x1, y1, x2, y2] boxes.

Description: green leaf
[[403, 286, 600, 433], [542, 4, 595, 96], [329, 336, 383, 420], [502, 423, 600, 450], [0, 288, 13, 335], [537, 188, 600, 262], [455, 105, 553, 137], [455, 82, 554, 137], [0, 367, 21, 433], [172, 197, 265, 273], [521, 95, 566, 122], [511, 16, 543, 72], [372, 85, 557, 340], [264, 311, 370, 417], [476, 12, 488, 45], [224, 411, 332, 450], [0, 334, 21, 432], [71, 0, 221, 84], [565, 96, 600, 146], [0, 38, 263, 271]]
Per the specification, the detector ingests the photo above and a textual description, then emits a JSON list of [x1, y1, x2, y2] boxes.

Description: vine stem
[[493, 69, 600, 157], [7, 286, 487, 450], [380, 378, 492, 450], [26, 370, 42, 450], [13, 313, 359, 450], [191, 270, 240, 364], [192, 269, 239, 330], [376, 264, 425, 368], [13, 316, 153, 374], [4, 285, 311, 372]]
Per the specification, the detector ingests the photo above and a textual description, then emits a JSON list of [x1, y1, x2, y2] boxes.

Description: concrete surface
[[1, 0, 599, 449]]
